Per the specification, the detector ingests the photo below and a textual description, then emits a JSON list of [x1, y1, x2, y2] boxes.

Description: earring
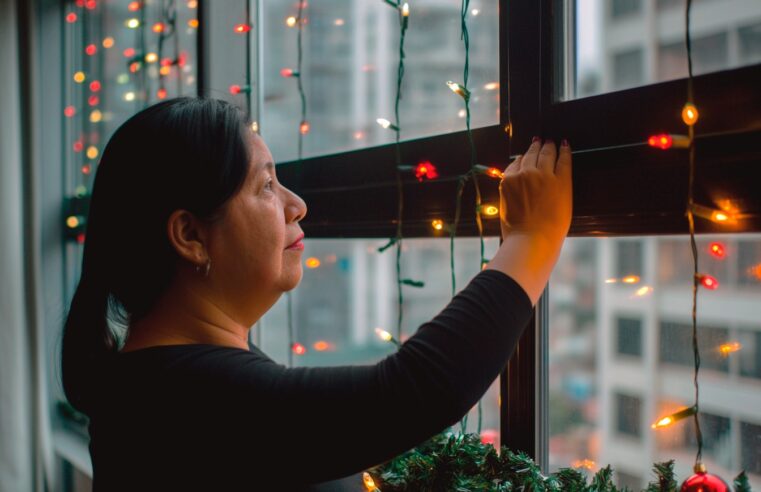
[[203, 258, 211, 277]]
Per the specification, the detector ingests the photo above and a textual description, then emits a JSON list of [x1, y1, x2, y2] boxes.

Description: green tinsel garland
[[364, 430, 753, 491]]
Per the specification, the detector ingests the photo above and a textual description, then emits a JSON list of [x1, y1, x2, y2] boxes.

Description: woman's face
[[204, 131, 307, 324]]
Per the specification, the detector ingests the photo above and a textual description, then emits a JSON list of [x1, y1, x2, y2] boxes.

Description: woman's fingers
[[556, 139, 572, 182], [504, 154, 523, 176], [521, 137, 542, 169], [537, 140, 557, 173]]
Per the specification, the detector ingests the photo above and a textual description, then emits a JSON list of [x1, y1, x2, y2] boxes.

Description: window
[[615, 392, 642, 438], [612, 48, 645, 90], [560, 0, 761, 100], [258, 237, 504, 440], [741, 421, 761, 476], [611, 0, 642, 19], [615, 240, 643, 279], [616, 316, 643, 358], [616, 470, 642, 490], [659, 321, 729, 373], [738, 329, 761, 380], [739, 22, 761, 64], [738, 240, 761, 287]]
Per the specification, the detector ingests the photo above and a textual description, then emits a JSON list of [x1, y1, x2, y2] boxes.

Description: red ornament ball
[[680, 468, 729, 492]]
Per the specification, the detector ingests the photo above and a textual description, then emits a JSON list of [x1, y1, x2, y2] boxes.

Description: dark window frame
[[196, 0, 761, 464]]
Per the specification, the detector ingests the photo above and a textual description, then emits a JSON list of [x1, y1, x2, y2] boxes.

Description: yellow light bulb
[[126, 18, 140, 29], [652, 416, 673, 429], [375, 328, 392, 342], [251, 121, 259, 133], [622, 275, 640, 284], [682, 102, 699, 126], [305, 257, 320, 269], [483, 82, 499, 90], [286, 16, 297, 27], [160, 65, 171, 76], [90, 110, 102, 123], [482, 205, 499, 216], [124, 91, 136, 101], [446, 80, 469, 100], [431, 219, 444, 231], [401, 2, 409, 16], [102, 37, 115, 48], [66, 216, 80, 228], [86, 146, 99, 159], [376, 118, 391, 128], [73, 71, 86, 83], [145, 52, 158, 63], [362, 472, 376, 490], [187, 19, 199, 28], [718, 342, 741, 357], [651, 405, 696, 429]]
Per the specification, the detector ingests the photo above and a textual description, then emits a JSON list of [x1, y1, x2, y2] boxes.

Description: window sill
[[53, 428, 92, 479]]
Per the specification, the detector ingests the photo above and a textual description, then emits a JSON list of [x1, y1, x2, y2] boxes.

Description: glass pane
[[549, 234, 761, 489], [255, 237, 503, 443], [258, 0, 499, 162], [559, 0, 761, 100], [63, 0, 199, 298]]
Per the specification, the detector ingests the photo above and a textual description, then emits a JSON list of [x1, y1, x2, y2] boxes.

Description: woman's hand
[[499, 137, 573, 247], [485, 137, 572, 306]]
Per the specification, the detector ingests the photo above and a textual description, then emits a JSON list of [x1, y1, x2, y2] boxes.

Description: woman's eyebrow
[[258, 161, 275, 174]]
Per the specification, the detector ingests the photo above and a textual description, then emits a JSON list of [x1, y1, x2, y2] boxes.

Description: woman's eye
[[264, 178, 274, 191]]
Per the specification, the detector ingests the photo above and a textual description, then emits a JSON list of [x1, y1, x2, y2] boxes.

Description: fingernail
[[561, 138, 569, 147], [532, 136, 541, 143]]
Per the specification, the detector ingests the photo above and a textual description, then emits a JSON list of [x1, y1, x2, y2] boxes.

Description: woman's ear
[[166, 209, 208, 265]]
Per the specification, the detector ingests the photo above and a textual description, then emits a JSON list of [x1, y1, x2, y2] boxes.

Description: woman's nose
[[285, 188, 307, 223]]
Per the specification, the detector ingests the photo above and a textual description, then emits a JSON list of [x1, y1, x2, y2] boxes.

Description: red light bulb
[[85, 44, 97, 56], [89, 80, 101, 92], [234, 23, 252, 34], [64, 106, 76, 118], [291, 342, 307, 355], [648, 133, 673, 150], [708, 242, 726, 259], [698, 274, 719, 290], [414, 161, 439, 182], [229, 84, 241, 95]]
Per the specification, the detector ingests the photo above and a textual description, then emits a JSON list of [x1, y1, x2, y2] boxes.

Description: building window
[[615, 240, 643, 278], [658, 31, 729, 82], [739, 22, 761, 64], [659, 321, 729, 373], [739, 329, 761, 379], [616, 470, 642, 490], [612, 48, 645, 90], [738, 240, 761, 287], [611, 0, 643, 19], [741, 421, 761, 475], [616, 316, 643, 358], [615, 392, 642, 438]]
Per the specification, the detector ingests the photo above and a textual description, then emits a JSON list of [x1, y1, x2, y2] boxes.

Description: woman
[[61, 97, 572, 490]]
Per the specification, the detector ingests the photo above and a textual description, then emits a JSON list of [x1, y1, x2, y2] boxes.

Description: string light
[[145, 52, 158, 63], [123, 47, 136, 58], [414, 161, 438, 182], [234, 23, 252, 34], [480, 204, 499, 217], [64, 106, 76, 118], [605, 275, 641, 284], [73, 72, 86, 83], [682, 102, 699, 126], [305, 257, 320, 268], [375, 328, 401, 348], [647, 133, 690, 150], [66, 12, 77, 23], [286, 16, 297, 27], [85, 44, 97, 56], [126, 18, 140, 29], [127, 1, 141, 11], [66, 216, 81, 228], [431, 219, 444, 231], [102, 37, 114, 48], [152, 22, 166, 33], [291, 342, 307, 355], [708, 242, 726, 259], [313, 340, 334, 351], [89, 110, 102, 123], [363, 472, 379, 491], [280, 68, 299, 78], [124, 91, 136, 101], [696, 273, 719, 290], [690, 203, 737, 225], [718, 342, 741, 357], [299, 121, 310, 135], [446, 80, 470, 100], [652, 405, 697, 429], [474, 164, 504, 179], [86, 146, 99, 159], [376, 118, 399, 131], [632, 286, 654, 297], [89, 80, 101, 92]]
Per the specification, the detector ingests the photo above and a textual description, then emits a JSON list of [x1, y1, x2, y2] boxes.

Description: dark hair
[[61, 97, 252, 416]]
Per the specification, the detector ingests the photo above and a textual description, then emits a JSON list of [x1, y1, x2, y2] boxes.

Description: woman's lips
[[286, 234, 305, 250]]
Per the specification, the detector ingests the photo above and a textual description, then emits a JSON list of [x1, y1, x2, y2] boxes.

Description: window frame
[[226, 0, 761, 469]]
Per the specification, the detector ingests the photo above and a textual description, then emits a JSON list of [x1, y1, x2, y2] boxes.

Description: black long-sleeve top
[[88, 269, 533, 491]]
